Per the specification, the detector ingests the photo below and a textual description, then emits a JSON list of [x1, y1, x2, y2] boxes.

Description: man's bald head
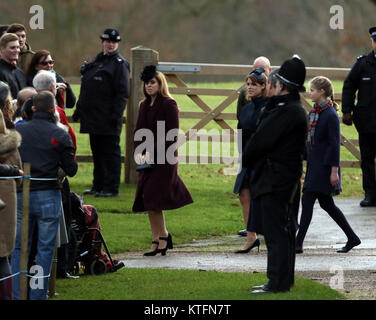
[[252, 56, 272, 75], [17, 87, 37, 109]]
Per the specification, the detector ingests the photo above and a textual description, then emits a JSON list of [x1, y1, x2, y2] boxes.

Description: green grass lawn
[[54, 268, 343, 300], [67, 80, 362, 252], [68, 162, 243, 253], [54, 81, 358, 300]]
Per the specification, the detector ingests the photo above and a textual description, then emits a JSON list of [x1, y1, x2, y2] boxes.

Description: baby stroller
[[67, 192, 124, 275]]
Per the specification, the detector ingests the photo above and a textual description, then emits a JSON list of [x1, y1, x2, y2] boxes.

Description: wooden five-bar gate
[[69, 46, 361, 184]]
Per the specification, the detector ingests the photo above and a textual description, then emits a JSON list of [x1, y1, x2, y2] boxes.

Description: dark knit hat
[[276, 55, 306, 92]]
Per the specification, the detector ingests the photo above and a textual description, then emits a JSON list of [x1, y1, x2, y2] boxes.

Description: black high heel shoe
[[157, 234, 173, 256], [143, 241, 159, 256], [234, 239, 260, 254]]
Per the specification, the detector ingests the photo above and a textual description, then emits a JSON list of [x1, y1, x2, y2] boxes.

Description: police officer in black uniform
[[243, 56, 308, 294], [74, 28, 130, 197], [342, 27, 376, 207]]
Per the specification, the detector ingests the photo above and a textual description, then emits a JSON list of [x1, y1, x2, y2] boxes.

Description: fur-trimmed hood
[[0, 110, 21, 158], [0, 129, 22, 159]]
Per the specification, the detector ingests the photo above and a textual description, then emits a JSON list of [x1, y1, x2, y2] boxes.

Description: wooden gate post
[[20, 163, 30, 300], [125, 46, 159, 184]]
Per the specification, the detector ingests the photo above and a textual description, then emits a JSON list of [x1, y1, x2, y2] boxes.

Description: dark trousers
[[247, 198, 262, 234], [296, 191, 358, 248], [290, 181, 301, 231], [359, 133, 376, 198], [260, 193, 295, 291], [248, 182, 301, 236], [89, 134, 121, 193], [0, 256, 13, 300]]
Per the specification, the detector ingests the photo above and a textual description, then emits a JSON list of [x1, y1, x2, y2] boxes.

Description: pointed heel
[[235, 239, 260, 254]]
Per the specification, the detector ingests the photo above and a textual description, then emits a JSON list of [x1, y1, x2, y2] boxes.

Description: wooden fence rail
[[69, 46, 359, 184]]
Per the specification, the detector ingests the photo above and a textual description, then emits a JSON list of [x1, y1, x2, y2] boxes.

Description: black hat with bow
[[140, 65, 157, 82]]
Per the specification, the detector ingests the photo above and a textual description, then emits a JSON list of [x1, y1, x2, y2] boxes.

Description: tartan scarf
[[307, 100, 333, 147]]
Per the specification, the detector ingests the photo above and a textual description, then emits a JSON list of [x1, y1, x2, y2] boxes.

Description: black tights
[[296, 191, 358, 248]]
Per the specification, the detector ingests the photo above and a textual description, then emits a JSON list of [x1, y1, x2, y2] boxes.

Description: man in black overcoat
[[243, 56, 308, 294], [342, 27, 376, 207]]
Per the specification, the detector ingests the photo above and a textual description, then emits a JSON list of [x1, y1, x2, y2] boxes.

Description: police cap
[[100, 28, 121, 42]]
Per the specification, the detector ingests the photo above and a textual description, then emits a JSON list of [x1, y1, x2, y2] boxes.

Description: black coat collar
[[0, 58, 16, 70], [95, 50, 119, 61], [266, 93, 300, 110]]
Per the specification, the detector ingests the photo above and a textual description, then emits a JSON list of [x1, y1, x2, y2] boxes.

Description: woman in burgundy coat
[[132, 65, 193, 256]]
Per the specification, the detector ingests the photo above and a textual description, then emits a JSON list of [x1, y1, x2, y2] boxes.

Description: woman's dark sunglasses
[[39, 60, 54, 66]]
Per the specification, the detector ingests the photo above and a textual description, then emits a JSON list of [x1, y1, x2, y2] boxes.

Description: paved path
[[118, 198, 376, 274]]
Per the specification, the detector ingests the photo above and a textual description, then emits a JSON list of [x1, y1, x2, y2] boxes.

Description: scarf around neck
[[307, 99, 333, 147]]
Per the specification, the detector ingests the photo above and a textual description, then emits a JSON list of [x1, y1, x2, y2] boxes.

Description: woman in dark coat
[[233, 68, 268, 253], [296, 76, 361, 254], [132, 65, 193, 256]]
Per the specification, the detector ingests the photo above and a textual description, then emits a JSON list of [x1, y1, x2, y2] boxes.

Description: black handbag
[[136, 162, 154, 172]]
